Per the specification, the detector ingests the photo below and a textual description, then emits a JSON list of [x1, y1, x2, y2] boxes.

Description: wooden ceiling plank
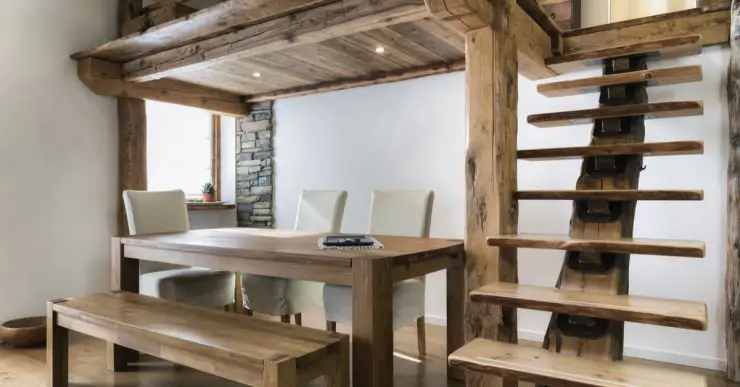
[[260, 52, 345, 82], [246, 59, 465, 102], [286, 44, 378, 78], [77, 58, 248, 116], [563, 8, 730, 54], [171, 70, 267, 95], [339, 34, 415, 68], [123, 0, 428, 82], [360, 29, 441, 66], [321, 38, 406, 72], [210, 60, 310, 89], [248, 55, 336, 84], [403, 18, 465, 54], [73, 0, 338, 62], [386, 21, 465, 61], [425, 0, 556, 80]]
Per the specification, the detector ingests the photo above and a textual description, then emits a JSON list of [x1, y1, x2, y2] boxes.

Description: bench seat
[[47, 291, 349, 386]]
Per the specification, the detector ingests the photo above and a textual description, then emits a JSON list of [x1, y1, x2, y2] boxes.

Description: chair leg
[[245, 309, 254, 316], [416, 316, 426, 357], [326, 320, 337, 332], [324, 335, 350, 387], [281, 315, 290, 324], [294, 313, 302, 326], [224, 304, 231, 312]]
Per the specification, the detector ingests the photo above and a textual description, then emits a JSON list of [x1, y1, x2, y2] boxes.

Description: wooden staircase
[[451, 35, 709, 386]]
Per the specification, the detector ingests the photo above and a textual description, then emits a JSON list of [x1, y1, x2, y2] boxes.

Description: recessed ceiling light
[[252, 72, 262, 78], [374, 46, 385, 54]]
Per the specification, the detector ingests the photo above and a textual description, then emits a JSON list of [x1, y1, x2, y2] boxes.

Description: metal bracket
[[584, 155, 630, 178], [575, 200, 623, 223], [566, 251, 621, 274], [556, 314, 610, 340], [593, 117, 640, 138], [604, 56, 647, 75]]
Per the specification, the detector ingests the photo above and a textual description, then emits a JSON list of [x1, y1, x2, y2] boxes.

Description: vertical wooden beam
[[464, 0, 519, 385], [726, 0, 740, 381], [212, 115, 222, 202]]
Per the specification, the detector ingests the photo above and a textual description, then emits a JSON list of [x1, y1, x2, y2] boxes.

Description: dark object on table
[[1, 316, 47, 347], [323, 235, 376, 247]]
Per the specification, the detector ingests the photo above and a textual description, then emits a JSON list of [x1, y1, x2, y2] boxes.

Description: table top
[[119, 228, 464, 267]]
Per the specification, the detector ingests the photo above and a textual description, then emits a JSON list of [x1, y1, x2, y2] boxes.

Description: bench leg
[[263, 356, 297, 387], [47, 301, 68, 387], [325, 336, 350, 387]]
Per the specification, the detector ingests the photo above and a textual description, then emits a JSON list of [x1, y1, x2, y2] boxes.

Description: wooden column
[[727, 0, 740, 381], [464, 0, 518, 385]]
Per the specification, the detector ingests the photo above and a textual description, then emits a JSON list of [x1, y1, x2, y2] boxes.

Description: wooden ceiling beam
[[424, 0, 556, 80], [78, 58, 249, 116], [73, 0, 336, 62], [245, 59, 465, 102], [122, 0, 429, 83], [563, 8, 730, 54]]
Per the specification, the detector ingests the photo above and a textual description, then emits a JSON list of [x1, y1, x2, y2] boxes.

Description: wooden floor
[[0, 310, 735, 386]]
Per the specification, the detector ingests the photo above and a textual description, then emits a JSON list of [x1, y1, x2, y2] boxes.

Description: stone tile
[[237, 204, 254, 213], [257, 130, 272, 139], [260, 194, 272, 202], [241, 120, 270, 132], [241, 132, 256, 142], [250, 186, 272, 195], [236, 165, 261, 175], [256, 138, 271, 148], [241, 141, 256, 149], [253, 202, 271, 209], [236, 159, 261, 167], [250, 215, 273, 222], [253, 208, 271, 216], [260, 158, 272, 167], [258, 171, 272, 177], [258, 176, 270, 186], [236, 153, 253, 162], [249, 101, 273, 111], [254, 150, 273, 159], [237, 196, 260, 204]]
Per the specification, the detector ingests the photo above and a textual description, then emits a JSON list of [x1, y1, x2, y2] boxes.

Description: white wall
[[0, 1, 118, 324], [273, 48, 729, 369], [189, 209, 237, 229]]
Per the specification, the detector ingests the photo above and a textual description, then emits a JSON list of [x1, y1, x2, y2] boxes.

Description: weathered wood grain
[[727, 0, 740, 381], [563, 9, 728, 54], [701, 0, 732, 11], [537, 65, 703, 97], [470, 282, 708, 330], [54, 292, 349, 386], [518, 141, 704, 160], [449, 339, 708, 387], [487, 234, 706, 258], [121, 2, 196, 37], [463, 2, 519, 386], [547, 35, 701, 73], [246, 59, 464, 102], [517, 0, 564, 54], [528, 101, 703, 127], [46, 300, 69, 387], [515, 189, 704, 201], [77, 58, 248, 116], [123, 0, 429, 82]]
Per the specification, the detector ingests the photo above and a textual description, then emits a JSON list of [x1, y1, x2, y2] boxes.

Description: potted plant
[[201, 182, 216, 203]]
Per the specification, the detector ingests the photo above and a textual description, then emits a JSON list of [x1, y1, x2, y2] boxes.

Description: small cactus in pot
[[201, 182, 216, 202]]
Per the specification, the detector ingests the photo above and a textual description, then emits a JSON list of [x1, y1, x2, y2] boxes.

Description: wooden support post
[[726, 0, 740, 381], [117, 98, 147, 235], [464, 0, 518, 385]]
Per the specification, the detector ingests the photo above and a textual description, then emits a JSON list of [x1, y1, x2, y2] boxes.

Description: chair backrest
[[368, 190, 434, 237], [294, 190, 348, 233], [122, 190, 190, 274]]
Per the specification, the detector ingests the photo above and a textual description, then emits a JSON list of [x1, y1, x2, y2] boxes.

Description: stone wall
[[236, 101, 274, 228]]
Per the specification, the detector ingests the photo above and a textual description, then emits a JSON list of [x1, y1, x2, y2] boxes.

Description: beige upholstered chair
[[323, 190, 434, 356], [241, 190, 348, 324], [123, 190, 236, 308]]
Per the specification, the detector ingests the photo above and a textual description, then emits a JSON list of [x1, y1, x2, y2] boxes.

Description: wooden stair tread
[[518, 141, 703, 160], [546, 35, 702, 73], [470, 282, 707, 330], [516, 189, 703, 201], [487, 234, 705, 257], [538, 65, 703, 97], [449, 339, 708, 387], [528, 101, 703, 128]]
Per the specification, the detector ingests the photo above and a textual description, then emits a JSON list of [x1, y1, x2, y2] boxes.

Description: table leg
[[352, 258, 393, 387], [447, 252, 466, 382], [107, 238, 140, 371]]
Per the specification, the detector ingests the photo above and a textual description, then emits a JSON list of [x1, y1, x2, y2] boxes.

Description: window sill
[[186, 202, 236, 211]]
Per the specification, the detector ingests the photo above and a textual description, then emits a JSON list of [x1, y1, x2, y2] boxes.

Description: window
[[146, 100, 218, 198]]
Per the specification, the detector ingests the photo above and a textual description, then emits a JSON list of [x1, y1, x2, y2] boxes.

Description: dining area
[[73, 188, 466, 387]]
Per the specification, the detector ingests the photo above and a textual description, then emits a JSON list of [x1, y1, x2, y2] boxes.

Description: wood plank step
[[449, 339, 708, 387], [528, 101, 703, 128], [470, 282, 708, 330], [518, 140, 703, 160], [546, 35, 702, 73], [538, 65, 703, 97], [487, 234, 705, 257], [516, 190, 703, 201]]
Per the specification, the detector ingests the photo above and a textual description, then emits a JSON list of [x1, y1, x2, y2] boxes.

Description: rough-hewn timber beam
[[563, 8, 730, 54], [726, 2, 740, 382], [77, 58, 248, 116], [463, 0, 519, 385], [72, 0, 336, 62], [700, 0, 731, 11], [246, 60, 465, 102], [123, 0, 428, 83], [425, 0, 555, 80]]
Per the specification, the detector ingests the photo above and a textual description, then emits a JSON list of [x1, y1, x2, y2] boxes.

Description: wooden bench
[[47, 291, 349, 387]]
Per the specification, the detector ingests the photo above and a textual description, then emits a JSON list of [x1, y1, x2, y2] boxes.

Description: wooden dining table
[[108, 228, 466, 387]]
